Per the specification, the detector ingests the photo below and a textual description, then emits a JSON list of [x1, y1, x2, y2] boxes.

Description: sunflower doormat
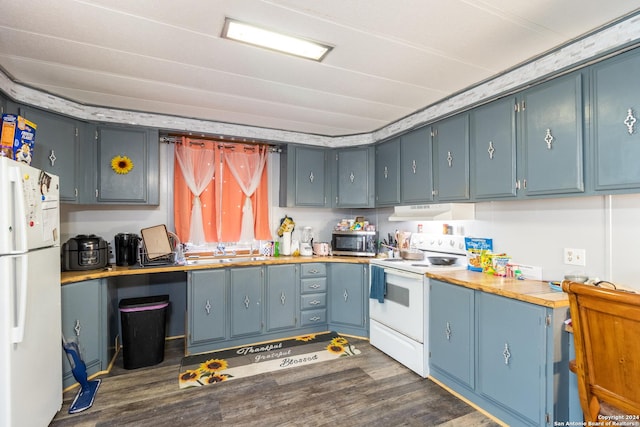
[[178, 331, 361, 388]]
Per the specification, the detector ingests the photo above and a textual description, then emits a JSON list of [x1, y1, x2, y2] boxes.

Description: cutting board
[[141, 225, 173, 260]]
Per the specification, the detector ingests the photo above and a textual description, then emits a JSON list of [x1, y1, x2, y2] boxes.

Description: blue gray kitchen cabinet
[[591, 47, 640, 192], [187, 269, 228, 354], [375, 137, 401, 206], [476, 292, 549, 426], [471, 97, 518, 200], [331, 146, 375, 207], [21, 106, 83, 202], [518, 72, 584, 196], [280, 145, 328, 207], [401, 126, 434, 204], [230, 266, 264, 338], [299, 263, 327, 327], [0, 92, 19, 114], [61, 280, 108, 388], [429, 278, 570, 426], [432, 114, 470, 201], [429, 279, 474, 389], [86, 124, 160, 204], [266, 264, 298, 332], [328, 263, 368, 337]]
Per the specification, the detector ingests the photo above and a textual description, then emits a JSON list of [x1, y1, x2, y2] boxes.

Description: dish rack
[[137, 231, 181, 267]]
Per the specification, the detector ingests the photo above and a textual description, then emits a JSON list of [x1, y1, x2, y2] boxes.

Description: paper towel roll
[[281, 231, 292, 255]]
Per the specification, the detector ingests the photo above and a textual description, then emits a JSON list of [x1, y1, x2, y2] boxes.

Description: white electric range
[[368, 233, 468, 377]]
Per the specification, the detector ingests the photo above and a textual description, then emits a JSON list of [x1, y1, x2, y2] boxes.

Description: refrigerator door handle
[[9, 164, 28, 254], [11, 253, 29, 344]]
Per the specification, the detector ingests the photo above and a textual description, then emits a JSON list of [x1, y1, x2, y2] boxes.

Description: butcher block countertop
[[426, 269, 569, 308], [60, 255, 370, 285]]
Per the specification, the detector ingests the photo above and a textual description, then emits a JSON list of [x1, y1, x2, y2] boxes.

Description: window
[[173, 137, 271, 248]]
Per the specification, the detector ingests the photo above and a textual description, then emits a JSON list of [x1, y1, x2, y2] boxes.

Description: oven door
[[369, 268, 424, 343]]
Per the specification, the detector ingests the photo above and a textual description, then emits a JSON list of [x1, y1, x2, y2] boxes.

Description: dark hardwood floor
[[51, 337, 503, 426]]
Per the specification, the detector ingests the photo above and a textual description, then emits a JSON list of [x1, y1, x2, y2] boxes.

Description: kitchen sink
[[185, 256, 269, 265]]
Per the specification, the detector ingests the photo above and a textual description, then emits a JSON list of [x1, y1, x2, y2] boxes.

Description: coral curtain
[[223, 145, 268, 242], [174, 140, 271, 245], [174, 138, 216, 245]]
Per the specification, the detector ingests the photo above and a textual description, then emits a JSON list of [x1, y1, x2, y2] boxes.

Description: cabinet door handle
[[244, 295, 250, 309], [309, 171, 314, 183], [624, 108, 637, 134], [447, 151, 453, 167], [309, 316, 321, 322], [343, 289, 349, 302], [74, 319, 81, 336], [544, 128, 554, 149], [487, 141, 495, 159], [308, 269, 319, 274], [280, 291, 286, 305], [204, 299, 211, 315], [49, 150, 57, 166], [503, 342, 511, 365], [309, 300, 321, 306], [411, 160, 417, 174], [383, 166, 388, 179], [445, 322, 452, 341], [309, 283, 320, 289], [349, 172, 355, 183]]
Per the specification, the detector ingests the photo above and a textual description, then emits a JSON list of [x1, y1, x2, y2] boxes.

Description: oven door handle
[[383, 269, 424, 280]]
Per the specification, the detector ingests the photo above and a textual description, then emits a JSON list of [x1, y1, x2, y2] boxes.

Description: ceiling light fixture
[[221, 18, 332, 61]]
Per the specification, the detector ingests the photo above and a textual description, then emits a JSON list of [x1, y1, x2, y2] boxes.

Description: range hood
[[388, 203, 475, 221]]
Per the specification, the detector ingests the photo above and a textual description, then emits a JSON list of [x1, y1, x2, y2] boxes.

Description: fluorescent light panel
[[222, 18, 332, 61]]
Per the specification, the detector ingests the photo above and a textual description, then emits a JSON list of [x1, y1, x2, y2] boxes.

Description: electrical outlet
[[564, 248, 586, 266]]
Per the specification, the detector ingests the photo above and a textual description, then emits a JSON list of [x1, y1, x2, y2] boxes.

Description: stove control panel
[[410, 233, 467, 255]]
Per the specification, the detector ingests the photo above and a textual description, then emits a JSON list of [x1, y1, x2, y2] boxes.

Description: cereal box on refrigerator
[[0, 114, 37, 165]]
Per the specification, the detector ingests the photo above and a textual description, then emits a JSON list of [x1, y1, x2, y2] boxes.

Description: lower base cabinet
[[266, 264, 298, 332], [61, 280, 109, 388], [328, 263, 369, 336], [429, 279, 570, 426], [187, 269, 227, 350], [429, 280, 474, 389], [230, 267, 264, 338], [185, 262, 370, 355]]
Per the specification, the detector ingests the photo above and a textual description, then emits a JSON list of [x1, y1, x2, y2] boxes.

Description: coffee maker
[[114, 233, 140, 266], [300, 227, 313, 256]]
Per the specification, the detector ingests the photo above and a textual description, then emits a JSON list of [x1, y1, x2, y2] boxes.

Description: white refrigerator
[[0, 156, 62, 427]]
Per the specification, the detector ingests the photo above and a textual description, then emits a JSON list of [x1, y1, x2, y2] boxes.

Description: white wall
[[374, 195, 640, 290], [61, 146, 640, 290]]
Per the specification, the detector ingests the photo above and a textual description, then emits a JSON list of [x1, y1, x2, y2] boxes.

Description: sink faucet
[[215, 243, 226, 256]]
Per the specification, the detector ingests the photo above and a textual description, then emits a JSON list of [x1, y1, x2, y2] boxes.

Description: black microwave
[[331, 230, 377, 257]]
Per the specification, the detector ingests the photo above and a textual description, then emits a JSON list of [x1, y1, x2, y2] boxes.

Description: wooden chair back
[[562, 280, 640, 421]]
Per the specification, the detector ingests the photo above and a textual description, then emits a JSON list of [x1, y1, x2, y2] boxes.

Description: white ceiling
[[0, 1, 639, 137]]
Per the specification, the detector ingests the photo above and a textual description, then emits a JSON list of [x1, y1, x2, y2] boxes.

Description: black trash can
[[119, 295, 170, 369]]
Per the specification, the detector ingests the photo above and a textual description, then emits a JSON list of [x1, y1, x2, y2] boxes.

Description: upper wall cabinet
[[401, 126, 434, 204], [518, 72, 584, 196], [471, 97, 518, 200], [280, 145, 328, 207], [374, 137, 401, 206], [332, 146, 375, 208], [87, 125, 160, 205], [591, 48, 640, 191], [432, 114, 470, 201], [375, 126, 433, 207], [20, 106, 84, 202]]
